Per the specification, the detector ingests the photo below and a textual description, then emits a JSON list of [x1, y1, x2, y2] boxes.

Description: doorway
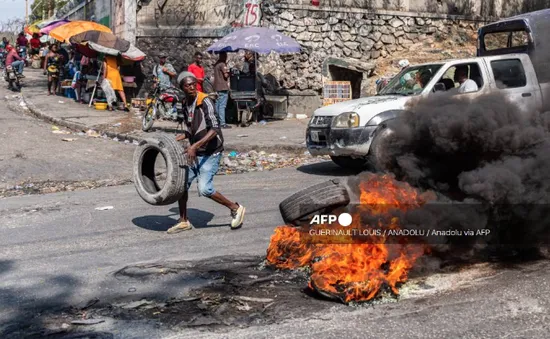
[[328, 65, 363, 99]]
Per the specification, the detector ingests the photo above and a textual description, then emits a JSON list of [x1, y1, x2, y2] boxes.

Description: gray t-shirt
[[153, 63, 176, 89]]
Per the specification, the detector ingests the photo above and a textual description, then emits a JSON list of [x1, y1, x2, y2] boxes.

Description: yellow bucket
[[95, 102, 108, 110]]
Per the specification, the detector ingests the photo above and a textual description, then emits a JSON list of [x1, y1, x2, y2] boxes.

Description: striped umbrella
[[39, 19, 71, 35]]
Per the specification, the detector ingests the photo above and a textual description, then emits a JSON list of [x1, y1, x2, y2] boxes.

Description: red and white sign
[[243, 0, 261, 26]]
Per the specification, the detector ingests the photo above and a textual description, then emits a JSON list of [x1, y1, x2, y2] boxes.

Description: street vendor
[[242, 50, 256, 75], [167, 72, 246, 233]]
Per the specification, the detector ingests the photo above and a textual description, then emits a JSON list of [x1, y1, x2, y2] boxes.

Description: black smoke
[[370, 90, 550, 261]]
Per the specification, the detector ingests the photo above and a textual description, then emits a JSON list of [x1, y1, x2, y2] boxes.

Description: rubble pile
[[219, 150, 328, 174]]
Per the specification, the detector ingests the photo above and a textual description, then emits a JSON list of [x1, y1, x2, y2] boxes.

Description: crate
[[322, 81, 352, 106], [131, 98, 146, 108]]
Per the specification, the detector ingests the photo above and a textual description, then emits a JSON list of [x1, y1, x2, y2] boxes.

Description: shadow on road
[[132, 208, 228, 231], [297, 161, 363, 177]]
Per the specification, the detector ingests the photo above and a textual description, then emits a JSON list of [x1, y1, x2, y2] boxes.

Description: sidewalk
[[20, 69, 309, 153]]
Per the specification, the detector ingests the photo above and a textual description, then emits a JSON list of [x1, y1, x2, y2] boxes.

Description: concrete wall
[[56, 0, 111, 27], [278, 0, 550, 16], [106, 0, 550, 115]]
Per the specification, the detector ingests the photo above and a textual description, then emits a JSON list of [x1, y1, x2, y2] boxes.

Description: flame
[[266, 174, 429, 303]]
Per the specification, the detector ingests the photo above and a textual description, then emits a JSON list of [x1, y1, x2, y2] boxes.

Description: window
[[434, 63, 483, 94], [379, 64, 443, 96], [484, 30, 529, 51], [491, 59, 527, 89]]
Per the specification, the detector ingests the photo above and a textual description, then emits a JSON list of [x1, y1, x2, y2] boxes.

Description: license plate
[[310, 130, 320, 142]]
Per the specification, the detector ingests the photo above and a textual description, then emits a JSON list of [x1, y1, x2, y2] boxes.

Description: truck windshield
[[378, 64, 443, 96]]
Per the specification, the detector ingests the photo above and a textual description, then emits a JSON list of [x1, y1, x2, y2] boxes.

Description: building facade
[[58, 0, 550, 113]]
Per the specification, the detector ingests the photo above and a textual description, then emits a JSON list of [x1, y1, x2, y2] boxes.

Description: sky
[[0, 0, 28, 23]]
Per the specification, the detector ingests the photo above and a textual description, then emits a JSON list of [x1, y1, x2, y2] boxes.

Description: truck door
[[484, 55, 542, 114]]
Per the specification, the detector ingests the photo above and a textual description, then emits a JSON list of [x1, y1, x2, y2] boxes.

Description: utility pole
[[25, 0, 28, 24]]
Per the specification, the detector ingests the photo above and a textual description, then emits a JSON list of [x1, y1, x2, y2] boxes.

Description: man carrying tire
[[168, 73, 246, 233]]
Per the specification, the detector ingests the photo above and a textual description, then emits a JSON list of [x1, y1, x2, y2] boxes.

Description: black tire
[[369, 127, 396, 172], [330, 156, 368, 170], [133, 134, 188, 206], [279, 179, 350, 225], [142, 103, 155, 132]]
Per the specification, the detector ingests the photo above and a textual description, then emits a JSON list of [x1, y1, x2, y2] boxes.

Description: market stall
[[206, 27, 300, 126]]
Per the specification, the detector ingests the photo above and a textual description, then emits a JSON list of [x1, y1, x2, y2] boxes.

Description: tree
[[29, 0, 57, 22], [0, 18, 26, 36]]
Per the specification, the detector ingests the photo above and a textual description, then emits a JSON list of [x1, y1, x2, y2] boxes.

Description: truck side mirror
[[433, 83, 446, 93]]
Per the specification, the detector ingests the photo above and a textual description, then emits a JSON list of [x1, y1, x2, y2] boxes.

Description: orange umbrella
[[49, 21, 112, 43]]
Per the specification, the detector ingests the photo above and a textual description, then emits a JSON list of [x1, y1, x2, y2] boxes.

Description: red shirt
[[30, 38, 41, 49], [17, 36, 28, 47], [188, 63, 205, 92]]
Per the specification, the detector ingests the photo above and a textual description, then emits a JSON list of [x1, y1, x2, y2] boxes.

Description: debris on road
[[95, 206, 114, 211], [71, 319, 105, 325], [112, 123, 122, 127], [0, 179, 132, 198], [52, 130, 71, 134], [234, 296, 274, 303], [219, 150, 328, 174], [121, 299, 153, 309], [86, 129, 101, 138], [62, 138, 77, 142]]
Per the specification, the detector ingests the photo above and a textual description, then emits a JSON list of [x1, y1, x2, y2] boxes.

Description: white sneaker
[[230, 203, 245, 229]]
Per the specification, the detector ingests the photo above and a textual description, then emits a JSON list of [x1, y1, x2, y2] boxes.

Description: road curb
[[20, 93, 307, 154], [21, 93, 144, 144]]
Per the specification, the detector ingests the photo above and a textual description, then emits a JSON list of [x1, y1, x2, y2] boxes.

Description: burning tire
[[133, 134, 188, 206], [279, 179, 350, 225]]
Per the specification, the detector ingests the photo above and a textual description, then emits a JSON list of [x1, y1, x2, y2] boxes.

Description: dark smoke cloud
[[373, 89, 550, 259]]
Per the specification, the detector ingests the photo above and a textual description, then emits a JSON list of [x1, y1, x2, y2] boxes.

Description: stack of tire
[[133, 134, 189, 205]]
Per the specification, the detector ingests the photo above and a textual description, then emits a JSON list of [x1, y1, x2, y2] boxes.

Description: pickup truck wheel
[[369, 127, 396, 172], [133, 134, 188, 206], [330, 156, 368, 170], [279, 179, 350, 225]]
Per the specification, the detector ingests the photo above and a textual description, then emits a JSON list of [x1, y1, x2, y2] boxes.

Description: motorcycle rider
[[5, 45, 25, 78]]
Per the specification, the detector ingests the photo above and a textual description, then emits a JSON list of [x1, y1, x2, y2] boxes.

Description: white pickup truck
[[307, 9, 550, 170]]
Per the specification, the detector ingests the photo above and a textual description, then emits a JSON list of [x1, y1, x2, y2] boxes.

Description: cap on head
[[177, 71, 197, 88]]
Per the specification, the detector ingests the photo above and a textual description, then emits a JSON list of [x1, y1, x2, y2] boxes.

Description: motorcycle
[[3, 65, 21, 91], [142, 78, 184, 132]]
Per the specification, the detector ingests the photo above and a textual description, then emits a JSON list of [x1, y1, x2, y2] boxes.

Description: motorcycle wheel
[[142, 103, 156, 132]]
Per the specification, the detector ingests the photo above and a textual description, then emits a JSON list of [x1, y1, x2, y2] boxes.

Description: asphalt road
[[0, 92, 135, 190], [0, 165, 343, 334]]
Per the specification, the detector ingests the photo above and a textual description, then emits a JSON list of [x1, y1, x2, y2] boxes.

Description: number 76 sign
[[244, 0, 262, 26]]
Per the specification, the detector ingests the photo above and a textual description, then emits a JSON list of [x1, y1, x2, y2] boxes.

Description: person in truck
[[454, 65, 479, 93]]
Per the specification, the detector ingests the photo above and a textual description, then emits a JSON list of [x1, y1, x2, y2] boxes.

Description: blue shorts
[[186, 152, 221, 197]]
